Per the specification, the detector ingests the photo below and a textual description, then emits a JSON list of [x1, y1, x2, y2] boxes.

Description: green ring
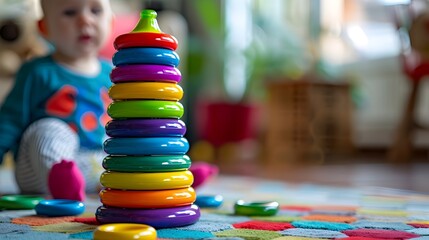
[[0, 195, 45, 210], [103, 155, 191, 172], [107, 100, 184, 119], [234, 200, 279, 216]]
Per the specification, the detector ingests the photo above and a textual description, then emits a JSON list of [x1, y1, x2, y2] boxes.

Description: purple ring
[[110, 65, 181, 83], [106, 119, 186, 137], [95, 204, 200, 228]]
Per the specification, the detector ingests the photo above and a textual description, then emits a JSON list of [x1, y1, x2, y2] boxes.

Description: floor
[[213, 148, 429, 194], [1, 149, 429, 195]]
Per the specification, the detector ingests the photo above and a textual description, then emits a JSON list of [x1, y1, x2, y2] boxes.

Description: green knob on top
[[132, 9, 162, 33]]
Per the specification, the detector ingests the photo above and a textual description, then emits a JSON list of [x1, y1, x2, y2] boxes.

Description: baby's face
[[41, 0, 112, 59]]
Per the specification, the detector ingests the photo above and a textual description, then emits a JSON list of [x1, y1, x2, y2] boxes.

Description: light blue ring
[[35, 199, 85, 217], [195, 195, 223, 208], [104, 137, 189, 155], [113, 48, 180, 67]]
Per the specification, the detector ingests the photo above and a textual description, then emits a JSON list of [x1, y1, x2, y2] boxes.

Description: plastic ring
[[107, 100, 183, 119], [100, 170, 194, 190], [99, 187, 196, 208], [113, 48, 179, 67], [94, 223, 157, 240], [195, 195, 224, 208], [106, 119, 186, 138], [96, 204, 200, 228], [35, 199, 85, 217], [114, 32, 178, 50], [109, 82, 183, 101], [103, 137, 189, 155], [110, 65, 181, 84], [234, 200, 279, 216], [0, 195, 44, 210], [102, 155, 191, 172]]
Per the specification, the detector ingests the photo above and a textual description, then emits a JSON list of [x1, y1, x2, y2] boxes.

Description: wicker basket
[[265, 80, 354, 163]]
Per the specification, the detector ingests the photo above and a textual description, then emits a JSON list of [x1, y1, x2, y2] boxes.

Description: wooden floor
[[213, 149, 429, 194]]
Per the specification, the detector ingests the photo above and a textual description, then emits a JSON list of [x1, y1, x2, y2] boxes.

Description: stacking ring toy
[[107, 100, 183, 119], [100, 170, 194, 190], [102, 155, 191, 172], [114, 32, 178, 50], [234, 200, 279, 216], [104, 137, 189, 155], [110, 65, 181, 83], [195, 195, 224, 208], [35, 199, 85, 217], [0, 195, 44, 210], [113, 48, 179, 67], [96, 204, 200, 228], [94, 223, 156, 240], [106, 119, 186, 137], [109, 82, 183, 101], [100, 187, 196, 208]]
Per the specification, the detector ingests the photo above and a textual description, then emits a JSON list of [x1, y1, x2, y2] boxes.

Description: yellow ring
[[109, 82, 183, 101], [99, 187, 196, 208], [100, 171, 194, 190], [94, 223, 156, 240]]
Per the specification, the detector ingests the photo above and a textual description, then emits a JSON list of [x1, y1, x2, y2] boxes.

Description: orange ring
[[114, 32, 178, 50], [99, 187, 196, 208]]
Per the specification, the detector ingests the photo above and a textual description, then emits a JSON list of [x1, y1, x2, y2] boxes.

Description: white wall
[[343, 56, 429, 148]]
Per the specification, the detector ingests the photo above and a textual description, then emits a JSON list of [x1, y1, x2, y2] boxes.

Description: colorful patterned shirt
[[0, 55, 112, 163]]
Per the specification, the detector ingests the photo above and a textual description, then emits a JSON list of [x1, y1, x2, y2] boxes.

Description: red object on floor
[[341, 229, 419, 239], [72, 217, 99, 225], [233, 220, 294, 231], [281, 205, 313, 212], [337, 237, 396, 240]]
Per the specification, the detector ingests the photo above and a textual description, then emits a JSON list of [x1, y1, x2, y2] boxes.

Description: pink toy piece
[[190, 162, 219, 189], [48, 160, 86, 201]]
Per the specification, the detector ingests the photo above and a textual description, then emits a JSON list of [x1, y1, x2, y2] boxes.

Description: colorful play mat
[[1, 175, 429, 239]]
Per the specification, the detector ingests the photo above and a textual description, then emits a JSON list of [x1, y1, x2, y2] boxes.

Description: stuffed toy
[[0, 1, 48, 79]]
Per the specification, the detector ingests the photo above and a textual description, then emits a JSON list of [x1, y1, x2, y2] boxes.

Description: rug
[[1, 175, 429, 239]]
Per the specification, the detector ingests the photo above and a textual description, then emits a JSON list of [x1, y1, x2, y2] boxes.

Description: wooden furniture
[[388, 5, 429, 163], [266, 80, 354, 164]]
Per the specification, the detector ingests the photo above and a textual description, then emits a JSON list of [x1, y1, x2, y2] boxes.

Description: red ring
[[114, 32, 178, 50]]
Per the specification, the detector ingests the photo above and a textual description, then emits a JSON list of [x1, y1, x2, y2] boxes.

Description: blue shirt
[[0, 55, 112, 163]]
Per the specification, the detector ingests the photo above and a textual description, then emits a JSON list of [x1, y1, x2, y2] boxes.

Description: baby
[[0, 0, 114, 200], [0, 0, 218, 201]]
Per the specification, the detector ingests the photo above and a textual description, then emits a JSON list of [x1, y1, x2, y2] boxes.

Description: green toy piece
[[0, 195, 44, 210], [132, 9, 162, 33]]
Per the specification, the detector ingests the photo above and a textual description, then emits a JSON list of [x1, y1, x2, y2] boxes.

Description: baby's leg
[[74, 149, 106, 193], [15, 118, 78, 194]]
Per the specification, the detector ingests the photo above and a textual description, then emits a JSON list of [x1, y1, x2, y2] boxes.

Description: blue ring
[[113, 48, 180, 67], [104, 137, 189, 155], [35, 199, 85, 217], [195, 195, 223, 208]]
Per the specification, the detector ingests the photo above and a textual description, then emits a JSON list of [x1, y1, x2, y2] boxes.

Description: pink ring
[[110, 65, 181, 83]]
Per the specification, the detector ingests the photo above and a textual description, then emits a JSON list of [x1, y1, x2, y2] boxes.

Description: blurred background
[[1, 0, 429, 192]]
